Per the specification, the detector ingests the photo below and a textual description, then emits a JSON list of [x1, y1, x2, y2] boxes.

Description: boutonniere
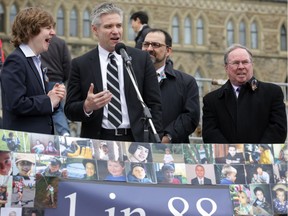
[[42, 67, 49, 82], [158, 70, 167, 81], [251, 79, 258, 91]]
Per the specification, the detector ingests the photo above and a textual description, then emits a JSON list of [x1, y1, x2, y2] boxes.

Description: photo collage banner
[[0, 129, 286, 215]]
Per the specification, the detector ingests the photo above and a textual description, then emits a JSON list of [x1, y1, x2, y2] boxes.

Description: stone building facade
[[0, 0, 287, 83], [0, 0, 287, 138]]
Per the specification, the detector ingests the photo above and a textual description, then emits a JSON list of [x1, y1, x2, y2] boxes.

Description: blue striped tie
[[107, 53, 122, 128]]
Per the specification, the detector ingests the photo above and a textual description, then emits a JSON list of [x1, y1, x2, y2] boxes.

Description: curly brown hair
[[11, 7, 55, 47]]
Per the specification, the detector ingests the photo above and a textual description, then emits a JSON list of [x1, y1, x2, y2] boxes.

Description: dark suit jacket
[[64, 46, 162, 141], [202, 78, 287, 143], [135, 25, 151, 49], [191, 177, 212, 185], [161, 61, 200, 143], [1, 47, 54, 134]]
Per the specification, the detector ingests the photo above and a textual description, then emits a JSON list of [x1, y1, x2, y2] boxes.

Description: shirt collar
[[138, 24, 148, 32], [19, 44, 37, 58], [156, 65, 165, 74], [231, 84, 241, 92], [98, 44, 121, 62]]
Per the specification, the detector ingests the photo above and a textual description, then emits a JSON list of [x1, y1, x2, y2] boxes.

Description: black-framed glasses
[[142, 41, 167, 49]]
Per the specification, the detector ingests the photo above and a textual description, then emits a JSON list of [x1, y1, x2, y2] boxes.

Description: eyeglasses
[[142, 41, 167, 49], [228, 60, 252, 68]]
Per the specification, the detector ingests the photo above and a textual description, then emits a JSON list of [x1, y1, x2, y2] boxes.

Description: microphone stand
[[123, 57, 161, 143]]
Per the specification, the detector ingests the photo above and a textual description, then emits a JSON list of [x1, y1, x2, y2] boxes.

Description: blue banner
[[45, 181, 233, 216]]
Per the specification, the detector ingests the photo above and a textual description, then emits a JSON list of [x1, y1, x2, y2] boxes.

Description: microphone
[[115, 43, 132, 64]]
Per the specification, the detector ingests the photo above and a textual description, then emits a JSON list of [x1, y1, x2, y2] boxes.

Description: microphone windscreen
[[115, 43, 126, 55]]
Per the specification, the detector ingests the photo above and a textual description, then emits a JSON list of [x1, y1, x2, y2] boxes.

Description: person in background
[[234, 190, 253, 215], [191, 164, 212, 185], [127, 163, 152, 184], [258, 144, 274, 164], [41, 35, 71, 137], [31, 139, 45, 154], [130, 11, 151, 49], [0, 7, 66, 135], [105, 160, 126, 181], [45, 140, 58, 154], [2, 132, 20, 152], [127, 142, 152, 163], [14, 153, 35, 180], [252, 186, 272, 215], [158, 164, 181, 184], [202, 44, 287, 143], [272, 185, 288, 215], [15, 177, 24, 206], [9, 211, 17, 216], [64, 2, 162, 142], [225, 145, 244, 164], [163, 148, 174, 165], [0, 151, 12, 175], [40, 157, 67, 178], [142, 28, 200, 143], [220, 164, 237, 185], [82, 159, 97, 180], [252, 166, 270, 184], [99, 142, 109, 160], [0, 185, 8, 207]]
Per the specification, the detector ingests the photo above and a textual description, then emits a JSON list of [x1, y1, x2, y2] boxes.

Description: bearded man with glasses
[[142, 29, 200, 144], [202, 44, 287, 143]]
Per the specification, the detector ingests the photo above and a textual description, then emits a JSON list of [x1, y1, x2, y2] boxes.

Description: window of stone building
[[239, 21, 246, 46], [184, 17, 192, 45], [0, 4, 4, 32], [226, 20, 234, 47], [10, 4, 18, 31], [70, 8, 78, 37], [127, 13, 135, 41], [280, 24, 287, 51], [83, 9, 91, 38], [196, 18, 204, 45], [195, 69, 204, 99], [250, 21, 258, 49], [56, 7, 65, 36], [172, 16, 180, 44]]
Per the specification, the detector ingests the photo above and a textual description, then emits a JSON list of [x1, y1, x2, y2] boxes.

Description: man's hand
[[83, 83, 112, 113]]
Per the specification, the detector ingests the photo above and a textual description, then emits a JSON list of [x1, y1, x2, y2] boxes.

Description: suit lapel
[[221, 82, 237, 124], [92, 47, 103, 91], [27, 57, 46, 93], [122, 49, 132, 94]]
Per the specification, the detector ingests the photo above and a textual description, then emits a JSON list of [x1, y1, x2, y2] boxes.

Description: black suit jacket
[[202, 78, 287, 143], [160, 61, 200, 143], [64, 46, 162, 141], [191, 177, 212, 185], [1, 47, 53, 134], [135, 25, 151, 49]]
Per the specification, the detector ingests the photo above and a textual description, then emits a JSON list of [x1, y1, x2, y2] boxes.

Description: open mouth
[[45, 38, 51, 43]]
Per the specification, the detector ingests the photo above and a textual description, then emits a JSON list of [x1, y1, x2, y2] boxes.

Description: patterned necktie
[[107, 53, 122, 128], [236, 87, 240, 98]]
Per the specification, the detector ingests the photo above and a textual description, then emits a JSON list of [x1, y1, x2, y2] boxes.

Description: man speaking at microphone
[[64, 2, 162, 142]]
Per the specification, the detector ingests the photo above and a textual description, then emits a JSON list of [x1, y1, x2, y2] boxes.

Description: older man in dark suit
[[202, 44, 287, 143], [64, 2, 162, 142]]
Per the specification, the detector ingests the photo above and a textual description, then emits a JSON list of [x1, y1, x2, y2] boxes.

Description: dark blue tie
[[107, 53, 122, 128]]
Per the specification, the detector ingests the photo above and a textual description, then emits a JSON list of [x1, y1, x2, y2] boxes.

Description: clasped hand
[[48, 83, 66, 108]]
